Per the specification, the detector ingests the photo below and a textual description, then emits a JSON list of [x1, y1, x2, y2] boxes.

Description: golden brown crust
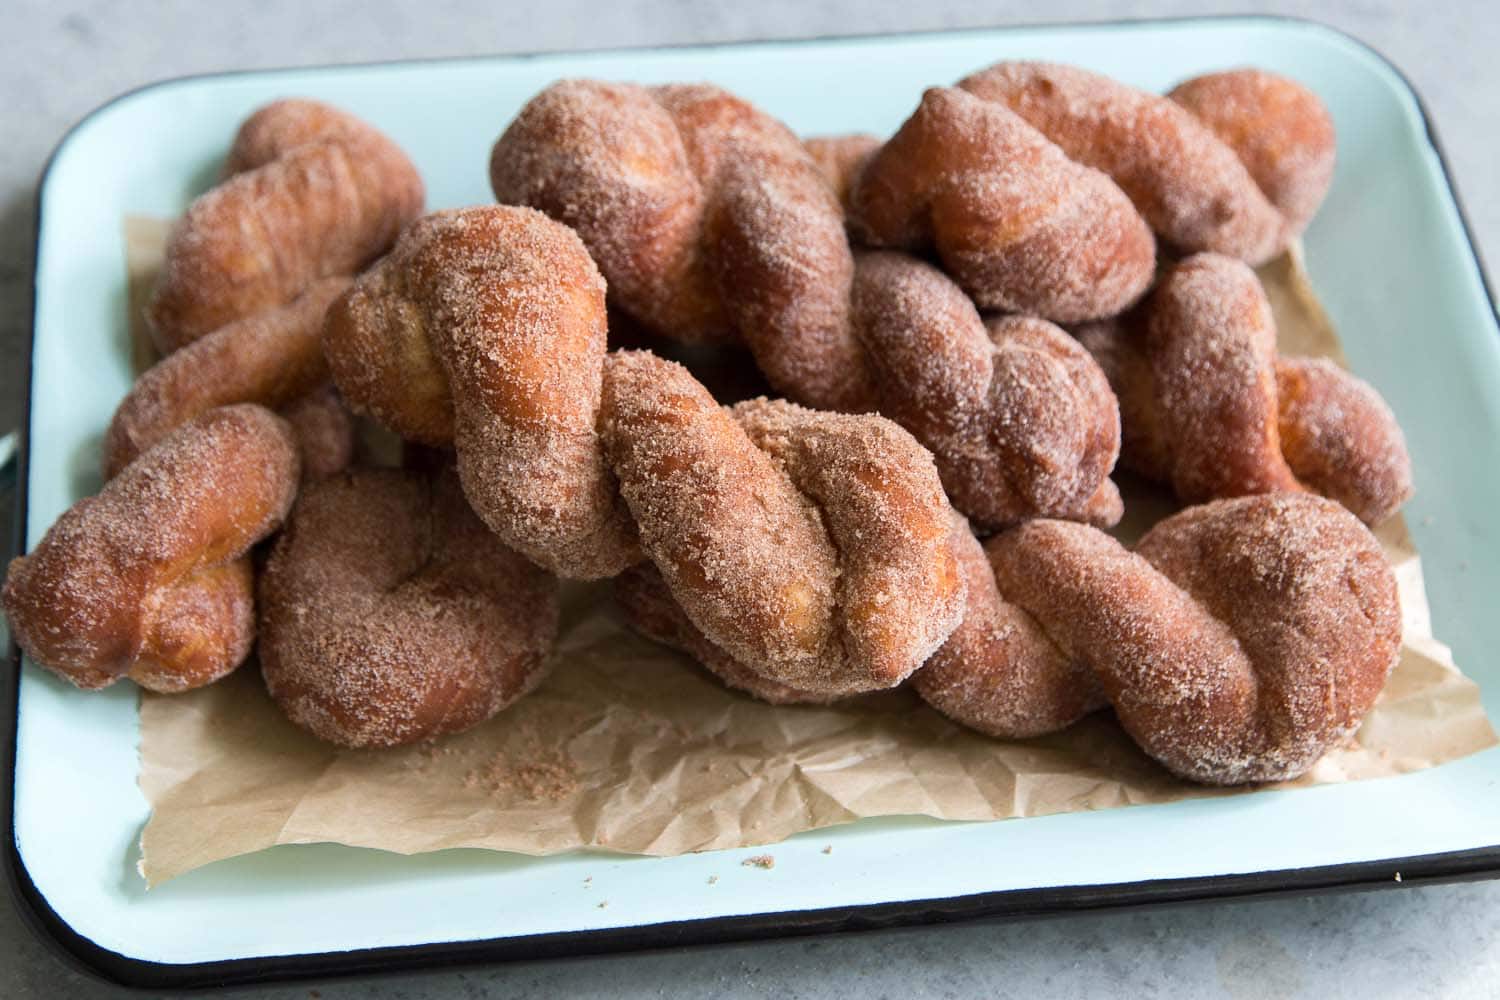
[[258, 467, 559, 748], [105, 277, 350, 477], [326, 206, 965, 697], [1077, 253, 1412, 524], [984, 494, 1400, 784], [1168, 69, 1335, 240], [148, 99, 423, 352], [850, 87, 1156, 323], [959, 61, 1287, 263], [2, 405, 299, 691], [850, 251, 1122, 529]]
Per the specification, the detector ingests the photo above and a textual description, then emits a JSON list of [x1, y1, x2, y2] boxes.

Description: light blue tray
[[9, 15, 1500, 988]]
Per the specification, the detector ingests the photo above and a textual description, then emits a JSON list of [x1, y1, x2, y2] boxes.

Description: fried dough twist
[[258, 467, 560, 748], [958, 62, 1334, 263], [3, 406, 300, 692], [1076, 253, 1411, 525], [850, 86, 1157, 323]]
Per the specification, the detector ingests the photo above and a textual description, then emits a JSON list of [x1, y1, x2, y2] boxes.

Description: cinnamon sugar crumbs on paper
[[463, 725, 578, 802], [742, 855, 775, 870]]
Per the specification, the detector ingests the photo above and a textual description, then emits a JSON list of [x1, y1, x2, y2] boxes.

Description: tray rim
[[6, 11, 1500, 990]]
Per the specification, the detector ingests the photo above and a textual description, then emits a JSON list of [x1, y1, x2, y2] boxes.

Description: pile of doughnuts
[[2, 59, 1416, 787]]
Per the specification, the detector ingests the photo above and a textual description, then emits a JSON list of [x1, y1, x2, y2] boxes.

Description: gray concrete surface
[[4, 1, 1499, 996]]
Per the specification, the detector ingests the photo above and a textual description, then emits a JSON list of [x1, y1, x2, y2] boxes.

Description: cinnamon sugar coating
[[851, 251, 1122, 529], [1169, 69, 1335, 241], [986, 494, 1400, 784], [148, 99, 423, 352], [851, 87, 1156, 323], [1077, 253, 1411, 524], [106, 277, 350, 477], [258, 468, 559, 749], [959, 61, 1287, 264], [2, 405, 300, 691], [911, 513, 1106, 738]]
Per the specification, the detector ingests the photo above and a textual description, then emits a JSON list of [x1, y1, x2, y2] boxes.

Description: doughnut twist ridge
[[2, 405, 300, 692], [147, 98, 424, 352], [1075, 253, 1412, 525], [957, 62, 1334, 263], [849, 86, 1158, 323], [258, 467, 560, 748], [490, 82, 1125, 528], [323, 205, 965, 698]]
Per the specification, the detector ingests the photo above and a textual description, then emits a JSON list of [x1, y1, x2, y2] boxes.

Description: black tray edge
[[7, 11, 1500, 992]]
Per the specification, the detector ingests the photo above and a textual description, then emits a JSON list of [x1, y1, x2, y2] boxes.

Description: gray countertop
[[5, 1, 1499, 997]]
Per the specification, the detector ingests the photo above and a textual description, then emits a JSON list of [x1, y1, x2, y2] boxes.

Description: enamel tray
[[8, 15, 1500, 989]]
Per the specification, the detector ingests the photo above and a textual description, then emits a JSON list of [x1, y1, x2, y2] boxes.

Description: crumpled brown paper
[[125, 217, 1497, 886]]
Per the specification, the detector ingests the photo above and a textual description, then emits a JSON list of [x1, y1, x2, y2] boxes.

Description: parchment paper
[[125, 218, 1497, 886]]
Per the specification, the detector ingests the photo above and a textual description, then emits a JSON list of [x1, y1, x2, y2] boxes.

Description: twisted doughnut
[[323, 205, 964, 697], [258, 467, 559, 748], [1075, 253, 1411, 524], [2, 405, 299, 692], [849, 86, 1157, 323], [106, 277, 351, 477], [1167, 69, 1336, 240], [968, 494, 1400, 785], [957, 62, 1333, 262], [490, 79, 874, 412], [849, 251, 1123, 529], [490, 84, 1124, 529], [147, 98, 423, 352]]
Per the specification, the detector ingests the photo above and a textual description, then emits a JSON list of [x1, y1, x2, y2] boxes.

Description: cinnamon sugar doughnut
[[325, 205, 965, 697], [323, 206, 640, 579], [258, 467, 559, 748], [804, 133, 879, 216], [148, 99, 423, 352], [490, 79, 876, 412], [2, 405, 299, 691], [984, 494, 1400, 784], [1076, 253, 1411, 524], [958, 61, 1288, 263], [105, 277, 350, 476], [850, 250, 1122, 529], [1169, 69, 1335, 240], [851, 87, 1156, 322]]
